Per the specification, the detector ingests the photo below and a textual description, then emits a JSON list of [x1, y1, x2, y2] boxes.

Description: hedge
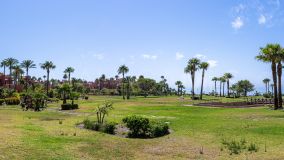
[[0, 97, 20, 105], [61, 103, 79, 110]]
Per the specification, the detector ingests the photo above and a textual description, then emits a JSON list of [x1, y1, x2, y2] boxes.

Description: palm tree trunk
[[122, 73, 125, 100], [26, 68, 29, 92], [191, 72, 195, 99], [219, 81, 222, 97], [68, 73, 71, 84], [272, 62, 279, 110], [46, 70, 50, 96], [227, 80, 230, 97], [214, 81, 217, 96], [222, 82, 225, 97], [265, 83, 268, 93], [200, 69, 205, 100], [277, 62, 282, 109], [268, 81, 270, 93], [3, 66, 5, 85]]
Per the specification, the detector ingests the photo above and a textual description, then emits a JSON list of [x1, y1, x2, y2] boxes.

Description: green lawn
[[0, 95, 284, 160]]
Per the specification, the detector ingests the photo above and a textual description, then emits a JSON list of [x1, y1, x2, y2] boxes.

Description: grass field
[[1, 95, 284, 160]]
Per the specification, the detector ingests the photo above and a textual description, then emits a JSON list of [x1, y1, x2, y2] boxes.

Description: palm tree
[[40, 61, 56, 96], [199, 62, 209, 100], [263, 78, 270, 93], [0, 59, 8, 76], [256, 44, 281, 109], [212, 77, 218, 96], [5, 58, 19, 88], [118, 65, 129, 100], [184, 58, 201, 99], [277, 48, 284, 109], [270, 84, 274, 95], [224, 73, 233, 97], [64, 67, 75, 84], [21, 60, 36, 91], [175, 81, 182, 96], [13, 65, 24, 90], [220, 77, 226, 97]]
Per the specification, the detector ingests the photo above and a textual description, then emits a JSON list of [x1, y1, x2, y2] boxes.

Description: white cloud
[[207, 60, 218, 68], [93, 54, 104, 60], [142, 54, 157, 60], [231, 17, 244, 29], [258, 14, 266, 24], [194, 54, 206, 59], [234, 4, 246, 13], [175, 52, 184, 60]]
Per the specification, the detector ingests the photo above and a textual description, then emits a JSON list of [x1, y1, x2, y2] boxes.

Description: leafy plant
[[96, 101, 113, 124]]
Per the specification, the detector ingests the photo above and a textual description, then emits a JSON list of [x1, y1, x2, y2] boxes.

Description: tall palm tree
[[175, 81, 182, 96], [13, 65, 24, 90], [118, 65, 129, 100], [256, 43, 281, 110], [277, 48, 284, 108], [218, 77, 222, 97], [212, 77, 218, 96], [263, 78, 270, 93], [5, 58, 19, 88], [64, 67, 75, 84], [184, 58, 201, 99], [199, 62, 209, 100], [21, 60, 36, 91], [224, 73, 233, 97], [221, 77, 226, 97], [40, 61, 56, 96], [0, 59, 8, 76]]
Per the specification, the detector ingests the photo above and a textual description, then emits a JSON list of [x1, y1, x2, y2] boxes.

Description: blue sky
[[0, 0, 283, 93]]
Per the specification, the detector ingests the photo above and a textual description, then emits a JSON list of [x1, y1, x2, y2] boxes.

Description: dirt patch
[[195, 102, 267, 108]]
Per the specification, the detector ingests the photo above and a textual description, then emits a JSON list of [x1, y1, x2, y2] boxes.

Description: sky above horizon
[[0, 0, 284, 93]]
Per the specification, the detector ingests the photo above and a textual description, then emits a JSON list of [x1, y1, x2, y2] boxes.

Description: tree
[[277, 48, 284, 108], [256, 44, 281, 109], [137, 77, 156, 97], [125, 76, 131, 99], [21, 60, 36, 91], [220, 77, 226, 97], [64, 67, 75, 84], [184, 58, 200, 99], [262, 78, 270, 93], [40, 61, 56, 96], [224, 73, 233, 97], [199, 62, 209, 99], [175, 81, 182, 96], [0, 59, 8, 77], [58, 83, 71, 104], [212, 77, 218, 96], [234, 80, 254, 96], [118, 65, 129, 100], [12, 65, 24, 90], [5, 58, 19, 88]]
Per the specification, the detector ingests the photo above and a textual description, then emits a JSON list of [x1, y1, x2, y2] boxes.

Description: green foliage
[[0, 99, 5, 105], [221, 138, 258, 155], [83, 119, 94, 130], [122, 115, 169, 138], [96, 101, 114, 124], [5, 97, 20, 105], [248, 143, 258, 152], [150, 121, 169, 137], [103, 122, 117, 134], [122, 115, 150, 138], [263, 92, 273, 98], [61, 104, 79, 110]]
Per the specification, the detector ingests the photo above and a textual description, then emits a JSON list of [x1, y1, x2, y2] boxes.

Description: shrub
[[263, 93, 273, 98], [123, 115, 151, 138], [85, 96, 89, 100], [103, 122, 117, 134], [61, 104, 79, 110], [5, 97, 20, 105], [150, 121, 169, 137], [222, 139, 247, 155], [122, 115, 169, 138], [83, 119, 94, 130], [93, 122, 102, 131], [0, 99, 4, 105]]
